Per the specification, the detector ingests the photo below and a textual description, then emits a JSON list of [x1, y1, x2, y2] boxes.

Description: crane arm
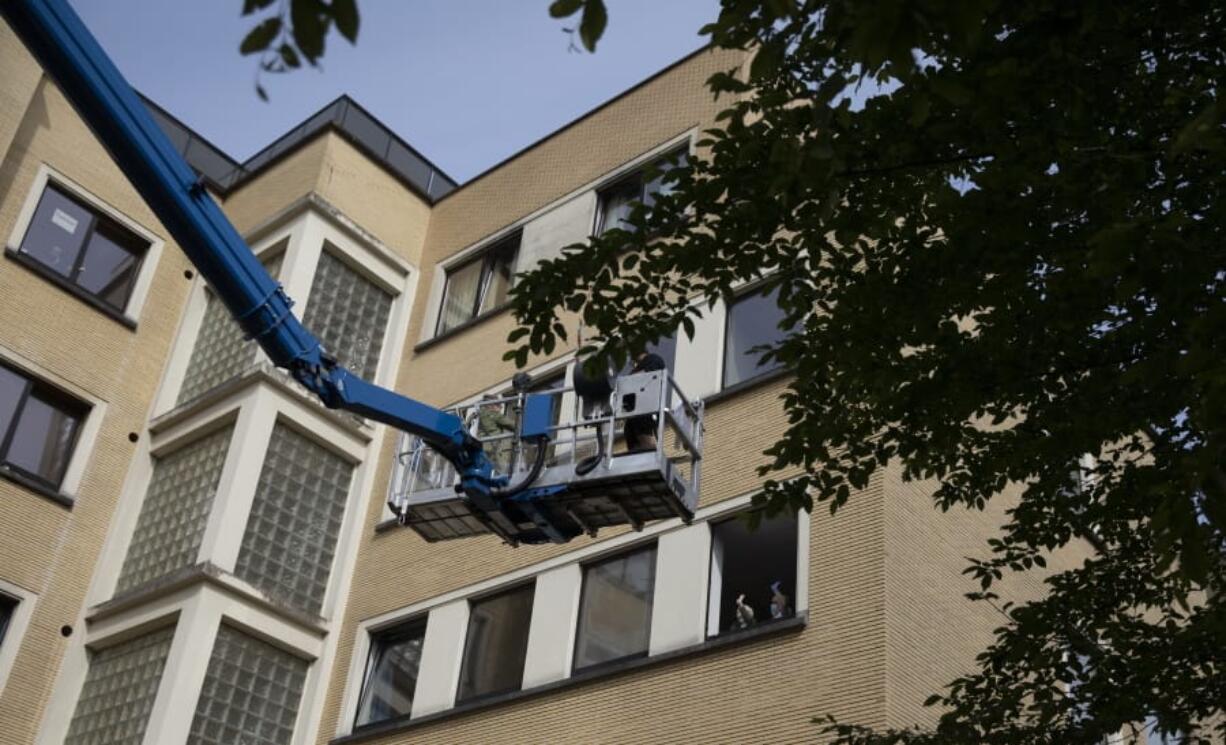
[[1, 0, 498, 494]]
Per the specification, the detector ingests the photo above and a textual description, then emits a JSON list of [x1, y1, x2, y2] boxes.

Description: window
[[234, 423, 354, 614], [16, 182, 149, 314], [0, 361, 88, 491], [723, 285, 795, 389], [178, 251, 283, 404], [355, 618, 427, 728], [0, 594, 15, 649], [595, 147, 688, 236], [116, 426, 232, 594], [458, 583, 535, 703], [574, 545, 657, 671], [302, 248, 393, 380], [64, 625, 175, 745], [188, 624, 308, 745], [437, 234, 519, 335], [708, 510, 798, 636]]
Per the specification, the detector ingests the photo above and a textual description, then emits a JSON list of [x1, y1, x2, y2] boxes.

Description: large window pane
[[21, 185, 90, 277], [574, 545, 657, 671], [355, 619, 426, 728], [64, 626, 175, 745], [188, 624, 308, 745], [0, 362, 87, 490], [116, 427, 232, 594], [723, 285, 794, 389], [708, 510, 798, 636], [0, 594, 16, 648], [234, 424, 354, 614], [458, 583, 535, 702], [596, 177, 642, 236], [18, 183, 149, 312], [303, 248, 393, 380], [436, 234, 520, 335]]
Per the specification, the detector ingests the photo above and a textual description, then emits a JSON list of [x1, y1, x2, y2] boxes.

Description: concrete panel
[[521, 563, 581, 689], [648, 523, 712, 655], [410, 599, 469, 718]]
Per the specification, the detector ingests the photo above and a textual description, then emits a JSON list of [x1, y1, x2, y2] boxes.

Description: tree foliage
[[233, 0, 1224, 740], [505, 0, 1225, 742]]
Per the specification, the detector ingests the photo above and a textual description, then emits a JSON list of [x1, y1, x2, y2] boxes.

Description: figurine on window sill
[[734, 593, 756, 629], [770, 580, 790, 619]]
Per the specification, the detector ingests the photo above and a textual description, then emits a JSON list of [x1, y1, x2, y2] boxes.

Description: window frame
[[434, 232, 521, 336], [705, 508, 800, 639], [571, 542, 659, 674], [8, 177, 153, 325], [593, 145, 689, 236], [354, 616, 429, 730], [0, 360, 90, 494], [720, 282, 794, 391], [455, 581, 536, 705], [0, 594, 15, 649]]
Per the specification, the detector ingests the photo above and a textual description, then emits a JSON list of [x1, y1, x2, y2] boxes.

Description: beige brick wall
[[0, 35, 195, 742]]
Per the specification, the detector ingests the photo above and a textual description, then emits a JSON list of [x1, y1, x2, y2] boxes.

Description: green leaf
[[279, 43, 300, 68], [291, 0, 328, 63], [243, 0, 276, 15], [578, 0, 607, 52], [331, 0, 360, 43], [548, 0, 583, 18], [240, 18, 281, 55]]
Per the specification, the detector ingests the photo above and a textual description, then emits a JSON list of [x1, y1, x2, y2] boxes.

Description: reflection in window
[[707, 510, 798, 636], [458, 583, 535, 703], [437, 234, 519, 335], [355, 619, 427, 728], [0, 361, 88, 490], [18, 182, 148, 312], [723, 285, 795, 389], [595, 147, 688, 236], [0, 594, 15, 648], [574, 545, 657, 671]]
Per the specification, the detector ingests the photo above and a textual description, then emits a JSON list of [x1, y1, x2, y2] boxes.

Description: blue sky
[[68, 1, 720, 183]]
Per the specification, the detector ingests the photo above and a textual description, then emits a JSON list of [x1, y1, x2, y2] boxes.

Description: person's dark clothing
[[625, 353, 667, 450]]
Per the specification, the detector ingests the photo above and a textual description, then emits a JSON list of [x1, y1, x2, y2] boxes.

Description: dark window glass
[[437, 234, 519, 334], [595, 147, 688, 236], [0, 594, 16, 648], [457, 583, 535, 703], [355, 619, 427, 728], [0, 362, 87, 490], [18, 183, 149, 312], [723, 285, 794, 389], [620, 335, 677, 376], [708, 510, 798, 636], [574, 545, 657, 671]]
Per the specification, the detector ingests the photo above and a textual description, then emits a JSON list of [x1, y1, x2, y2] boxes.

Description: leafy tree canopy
[[243, 0, 1225, 741]]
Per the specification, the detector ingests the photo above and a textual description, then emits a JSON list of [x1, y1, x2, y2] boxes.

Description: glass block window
[[354, 618, 427, 728], [234, 424, 354, 614], [64, 625, 175, 745], [573, 544, 657, 671], [116, 426, 232, 594], [178, 252, 282, 405], [187, 624, 308, 745], [302, 248, 393, 379]]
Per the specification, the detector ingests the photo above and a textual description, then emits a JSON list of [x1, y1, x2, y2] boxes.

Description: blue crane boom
[[3, 0, 707, 546], [1, 0, 503, 499]]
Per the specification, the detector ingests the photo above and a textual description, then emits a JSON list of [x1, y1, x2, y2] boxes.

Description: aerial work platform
[[388, 370, 704, 545]]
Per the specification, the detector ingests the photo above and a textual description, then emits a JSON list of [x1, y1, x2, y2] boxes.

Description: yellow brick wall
[[0, 37, 195, 742]]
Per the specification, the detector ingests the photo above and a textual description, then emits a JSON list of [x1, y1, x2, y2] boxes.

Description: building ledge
[[4, 247, 137, 330], [700, 366, 792, 407], [151, 364, 372, 439], [89, 562, 329, 635], [413, 303, 512, 354], [333, 613, 806, 744], [0, 464, 74, 508]]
